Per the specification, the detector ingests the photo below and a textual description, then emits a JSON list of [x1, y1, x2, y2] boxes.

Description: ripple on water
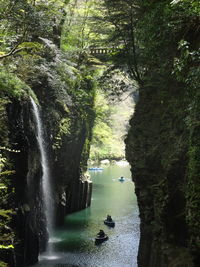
[[34, 164, 140, 267]]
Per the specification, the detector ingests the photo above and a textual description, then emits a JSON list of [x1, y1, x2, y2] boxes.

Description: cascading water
[[30, 97, 54, 255]]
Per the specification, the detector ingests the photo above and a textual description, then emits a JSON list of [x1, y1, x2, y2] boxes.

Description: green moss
[[0, 209, 12, 220], [0, 99, 9, 148], [0, 261, 8, 267], [0, 150, 15, 262], [53, 117, 71, 149], [0, 70, 29, 99], [59, 118, 71, 135]]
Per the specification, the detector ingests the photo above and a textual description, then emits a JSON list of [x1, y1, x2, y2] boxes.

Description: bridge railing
[[89, 47, 120, 55]]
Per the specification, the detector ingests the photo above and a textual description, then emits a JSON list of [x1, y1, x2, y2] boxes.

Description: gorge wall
[[122, 1, 200, 266], [126, 83, 194, 266], [0, 44, 95, 266], [125, 9, 200, 267], [1, 1, 199, 267]]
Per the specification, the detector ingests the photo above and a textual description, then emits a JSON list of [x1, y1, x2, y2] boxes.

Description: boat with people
[[118, 176, 125, 182], [88, 167, 103, 171], [95, 230, 108, 244], [104, 215, 115, 227]]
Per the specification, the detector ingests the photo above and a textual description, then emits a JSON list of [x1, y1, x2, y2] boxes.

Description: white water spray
[[30, 97, 54, 254]]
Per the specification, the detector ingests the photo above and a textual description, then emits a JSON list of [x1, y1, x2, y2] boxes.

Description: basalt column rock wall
[[53, 112, 94, 219], [125, 83, 199, 266], [1, 58, 95, 266], [30, 69, 95, 226], [6, 98, 47, 266]]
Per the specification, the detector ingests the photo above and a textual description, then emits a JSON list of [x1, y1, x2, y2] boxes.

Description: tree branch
[[129, 5, 143, 85], [0, 47, 31, 60]]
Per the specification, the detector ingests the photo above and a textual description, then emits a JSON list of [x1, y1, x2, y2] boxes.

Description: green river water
[[35, 164, 140, 267]]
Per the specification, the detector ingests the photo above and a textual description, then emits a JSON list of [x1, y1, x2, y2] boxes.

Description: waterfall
[[30, 97, 54, 254]]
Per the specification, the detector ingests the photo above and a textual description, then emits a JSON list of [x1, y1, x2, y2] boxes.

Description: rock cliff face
[[126, 82, 200, 266], [0, 53, 95, 266], [6, 99, 44, 266]]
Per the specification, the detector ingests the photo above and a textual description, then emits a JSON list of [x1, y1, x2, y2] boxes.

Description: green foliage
[[59, 118, 71, 135], [185, 87, 200, 250], [102, 0, 200, 87], [187, 144, 200, 249], [90, 88, 133, 161], [0, 101, 9, 152], [68, 69, 96, 118], [0, 70, 29, 99], [109, 0, 200, 260], [0, 0, 106, 264], [0, 210, 12, 221], [100, 67, 137, 101], [61, 0, 109, 51], [173, 40, 200, 90], [0, 261, 8, 267], [0, 152, 15, 265], [171, 0, 200, 15], [0, 154, 6, 173], [53, 117, 71, 149], [0, 0, 68, 56], [90, 90, 114, 160]]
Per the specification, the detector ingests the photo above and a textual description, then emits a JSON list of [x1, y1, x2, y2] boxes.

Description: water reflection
[[35, 164, 140, 267]]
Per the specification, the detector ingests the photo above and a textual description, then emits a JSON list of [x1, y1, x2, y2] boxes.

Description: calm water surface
[[35, 164, 140, 267]]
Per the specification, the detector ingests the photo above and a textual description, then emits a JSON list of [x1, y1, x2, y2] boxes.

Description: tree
[[102, 0, 143, 85], [61, 0, 108, 51], [0, 0, 68, 60]]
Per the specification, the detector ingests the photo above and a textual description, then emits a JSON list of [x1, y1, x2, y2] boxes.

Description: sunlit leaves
[[61, 0, 110, 51], [173, 40, 200, 90], [0, 0, 68, 58], [0, 70, 30, 98], [171, 0, 200, 15]]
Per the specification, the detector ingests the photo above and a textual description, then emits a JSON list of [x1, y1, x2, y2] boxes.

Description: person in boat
[[107, 215, 112, 222], [97, 229, 105, 237]]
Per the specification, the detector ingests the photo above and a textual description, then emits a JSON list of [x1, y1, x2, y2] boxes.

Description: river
[[35, 163, 140, 267]]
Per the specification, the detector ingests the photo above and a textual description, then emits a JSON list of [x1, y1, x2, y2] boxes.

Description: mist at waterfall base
[[34, 164, 140, 267], [30, 97, 54, 255]]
